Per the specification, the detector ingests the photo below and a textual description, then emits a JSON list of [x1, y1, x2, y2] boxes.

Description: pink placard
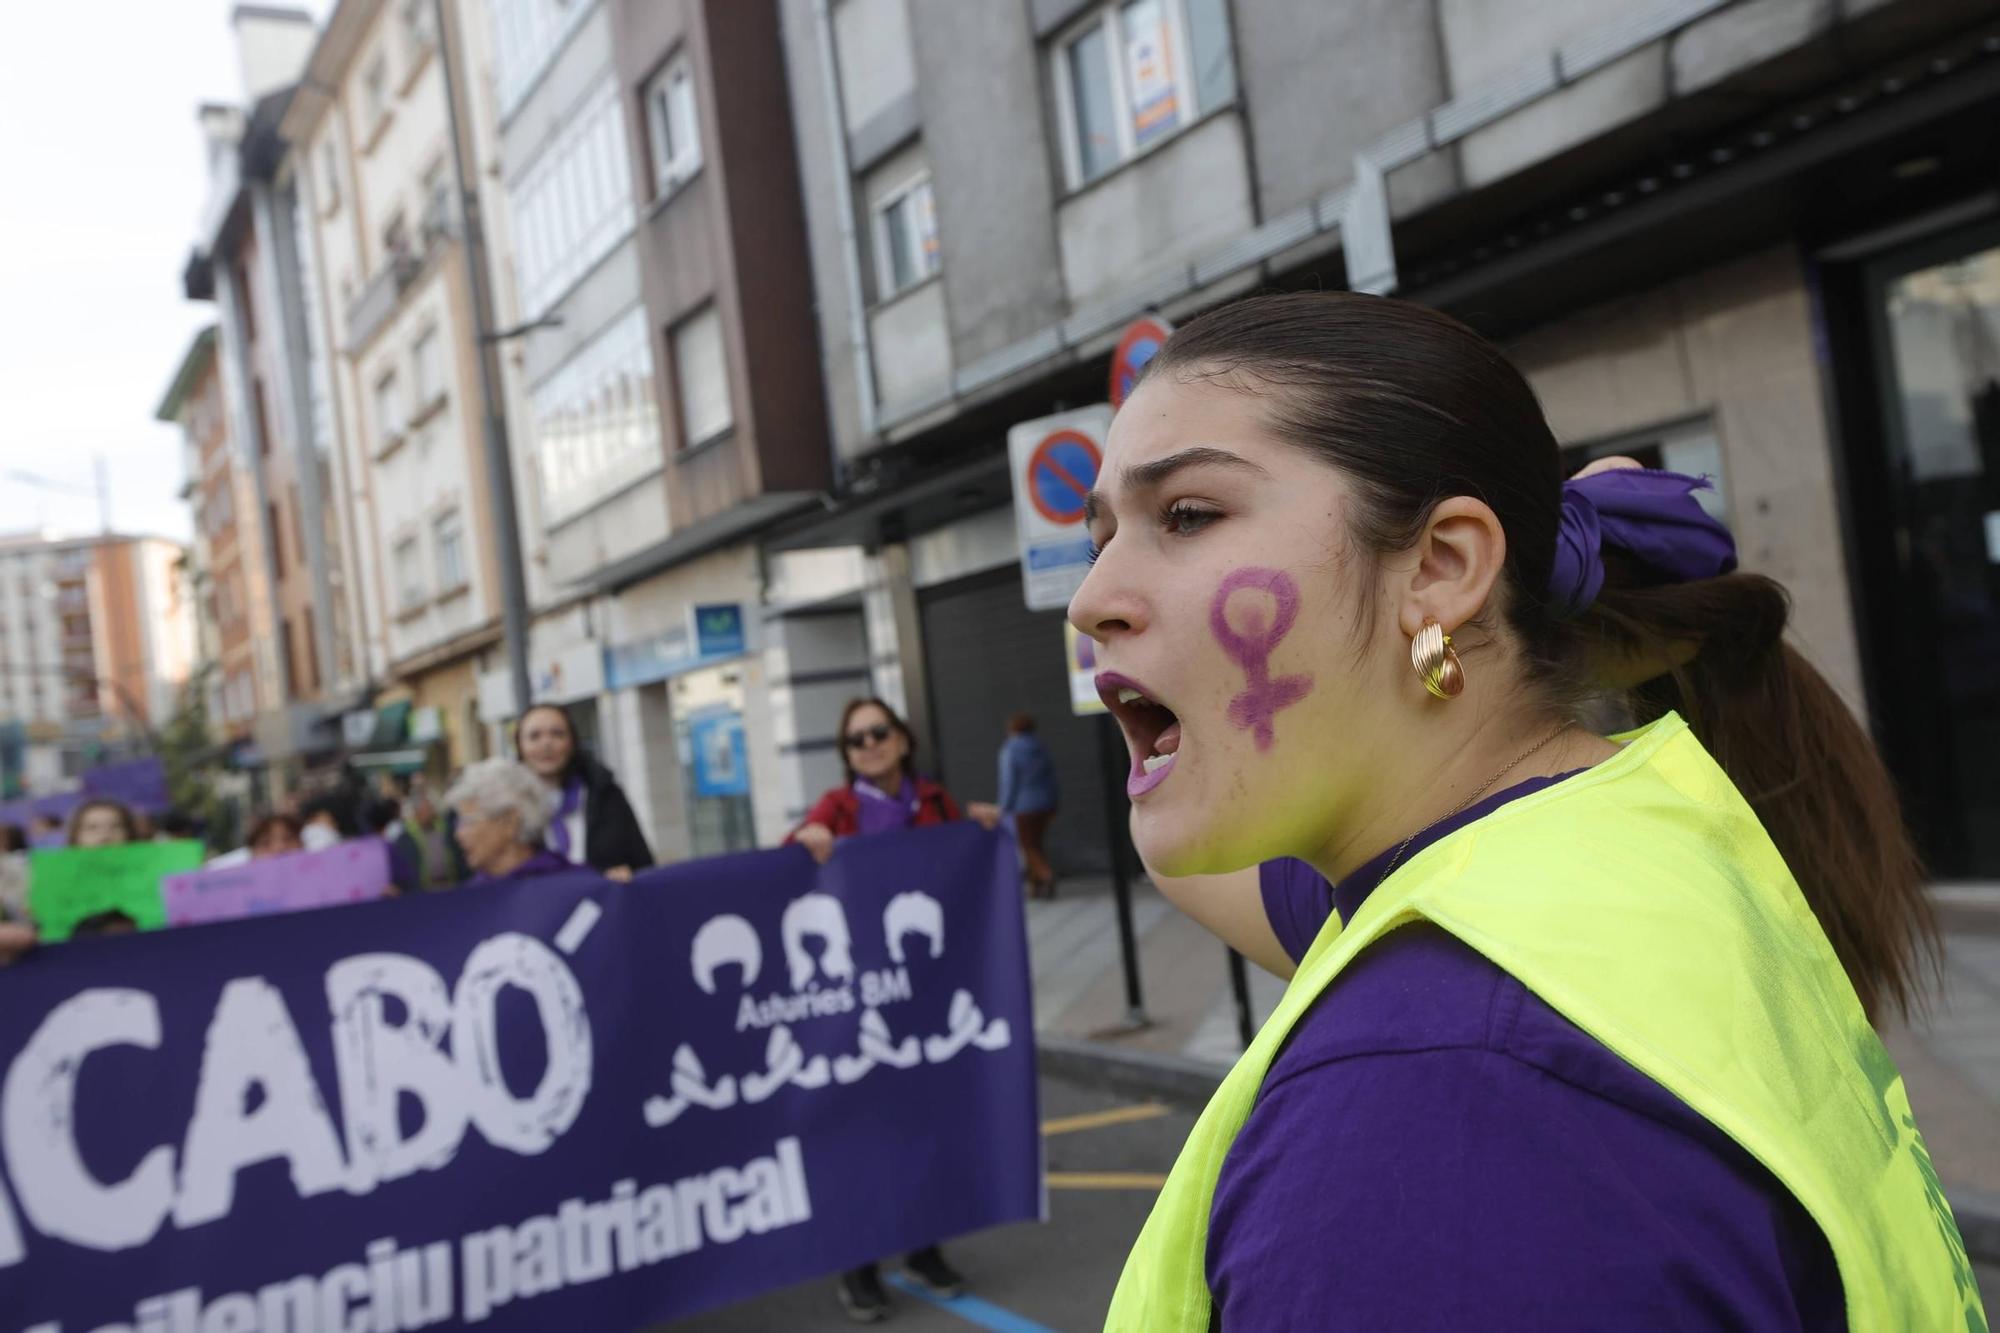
[[160, 840, 393, 927]]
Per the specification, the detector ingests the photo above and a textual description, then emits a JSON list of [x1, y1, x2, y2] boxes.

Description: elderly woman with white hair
[[446, 759, 577, 883]]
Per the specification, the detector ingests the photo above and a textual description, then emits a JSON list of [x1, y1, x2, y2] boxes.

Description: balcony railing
[[344, 253, 423, 353]]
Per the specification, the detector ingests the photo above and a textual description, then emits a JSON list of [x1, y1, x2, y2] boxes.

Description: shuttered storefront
[[918, 566, 1115, 875]]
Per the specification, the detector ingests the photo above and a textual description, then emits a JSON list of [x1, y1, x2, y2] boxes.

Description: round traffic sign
[[1110, 314, 1174, 408], [1026, 430, 1102, 525]]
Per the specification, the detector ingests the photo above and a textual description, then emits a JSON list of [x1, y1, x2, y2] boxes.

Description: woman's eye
[[1164, 503, 1219, 536]]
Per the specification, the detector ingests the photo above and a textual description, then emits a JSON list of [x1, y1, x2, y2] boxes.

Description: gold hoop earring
[[1412, 618, 1466, 700]]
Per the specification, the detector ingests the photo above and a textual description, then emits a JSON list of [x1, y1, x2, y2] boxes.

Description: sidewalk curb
[[1038, 1037, 2000, 1265], [1036, 1034, 1226, 1109], [1951, 1188, 2000, 1265]]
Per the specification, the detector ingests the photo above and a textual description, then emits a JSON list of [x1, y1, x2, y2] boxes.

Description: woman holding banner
[[1075, 292, 1975, 1329], [448, 759, 580, 884], [790, 697, 997, 1323], [516, 704, 653, 882]]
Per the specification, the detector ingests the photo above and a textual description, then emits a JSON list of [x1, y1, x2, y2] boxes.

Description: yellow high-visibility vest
[[1107, 714, 1986, 1331]]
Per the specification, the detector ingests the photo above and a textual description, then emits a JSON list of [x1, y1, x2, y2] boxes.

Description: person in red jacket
[[788, 697, 996, 1322], [791, 697, 998, 862]]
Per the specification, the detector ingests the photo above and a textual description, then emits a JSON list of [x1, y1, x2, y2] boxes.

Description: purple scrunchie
[[1547, 468, 1737, 618]]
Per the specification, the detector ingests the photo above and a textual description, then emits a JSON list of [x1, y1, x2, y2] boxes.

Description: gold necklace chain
[[1374, 722, 1574, 891]]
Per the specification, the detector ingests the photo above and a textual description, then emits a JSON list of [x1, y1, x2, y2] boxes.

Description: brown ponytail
[[1145, 290, 1940, 1024], [1582, 566, 1939, 1023]]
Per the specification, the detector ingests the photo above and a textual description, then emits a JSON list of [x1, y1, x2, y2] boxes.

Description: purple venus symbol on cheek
[[1209, 568, 1313, 751]]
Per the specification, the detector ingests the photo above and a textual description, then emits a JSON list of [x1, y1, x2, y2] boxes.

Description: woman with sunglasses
[[789, 696, 997, 1322], [1079, 292, 1975, 1330], [791, 698, 999, 867]]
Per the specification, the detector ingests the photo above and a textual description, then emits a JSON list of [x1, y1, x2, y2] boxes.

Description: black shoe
[[837, 1265, 890, 1323], [904, 1245, 966, 1299]]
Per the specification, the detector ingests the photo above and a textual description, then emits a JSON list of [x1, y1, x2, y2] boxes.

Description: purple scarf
[[547, 776, 585, 861], [853, 778, 919, 836], [1547, 468, 1736, 617]]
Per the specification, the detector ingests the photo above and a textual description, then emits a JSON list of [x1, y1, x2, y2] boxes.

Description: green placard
[[27, 841, 205, 942]]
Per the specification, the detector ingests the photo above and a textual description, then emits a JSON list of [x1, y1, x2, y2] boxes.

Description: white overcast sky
[[0, 1, 333, 543]]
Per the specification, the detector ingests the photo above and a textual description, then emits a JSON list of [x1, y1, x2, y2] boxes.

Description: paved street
[[669, 1072, 1195, 1331], [667, 884, 2000, 1329]]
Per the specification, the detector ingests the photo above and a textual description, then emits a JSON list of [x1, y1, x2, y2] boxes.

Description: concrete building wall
[[904, 0, 1066, 365], [292, 0, 503, 704], [1233, 0, 1455, 219], [0, 545, 63, 727], [1508, 244, 1865, 712], [1055, 112, 1256, 310]]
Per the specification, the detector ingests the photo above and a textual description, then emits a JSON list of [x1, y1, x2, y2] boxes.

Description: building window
[[375, 370, 405, 446], [394, 536, 425, 610], [291, 487, 307, 563], [644, 57, 702, 199], [300, 606, 320, 695], [433, 509, 466, 592], [872, 175, 940, 298], [268, 501, 285, 580], [319, 141, 341, 213], [490, 0, 596, 117], [400, 0, 435, 67], [383, 211, 411, 262], [507, 77, 634, 319], [412, 327, 445, 413], [1052, 0, 1236, 188], [529, 306, 662, 524], [234, 260, 258, 341], [670, 304, 732, 450], [283, 616, 302, 697], [421, 160, 454, 246], [363, 52, 391, 132], [252, 376, 273, 455]]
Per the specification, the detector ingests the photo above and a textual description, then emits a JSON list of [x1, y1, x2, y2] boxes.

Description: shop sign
[[340, 710, 377, 748], [605, 603, 752, 692], [688, 708, 751, 798], [694, 604, 747, 659], [408, 706, 444, 743]]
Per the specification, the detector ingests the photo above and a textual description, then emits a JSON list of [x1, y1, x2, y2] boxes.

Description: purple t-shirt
[[1216, 778, 1844, 1330]]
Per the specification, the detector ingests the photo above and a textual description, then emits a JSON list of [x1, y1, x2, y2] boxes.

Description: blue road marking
[[884, 1273, 1059, 1333]]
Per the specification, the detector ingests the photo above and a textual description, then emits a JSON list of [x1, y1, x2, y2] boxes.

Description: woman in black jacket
[[515, 703, 655, 880]]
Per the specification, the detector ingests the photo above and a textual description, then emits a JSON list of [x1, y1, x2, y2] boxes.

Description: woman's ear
[[1395, 496, 1508, 638]]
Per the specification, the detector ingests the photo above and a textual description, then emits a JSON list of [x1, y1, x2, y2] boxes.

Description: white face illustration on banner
[[779, 895, 854, 991], [882, 893, 944, 966], [691, 915, 762, 994]]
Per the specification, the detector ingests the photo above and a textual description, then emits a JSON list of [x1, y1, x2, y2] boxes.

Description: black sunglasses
[[843, 723, 895, 750]]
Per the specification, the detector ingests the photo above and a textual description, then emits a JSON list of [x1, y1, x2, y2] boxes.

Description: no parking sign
[[1008, 404, 1111, 611], [1109, 313, 1173, 408]]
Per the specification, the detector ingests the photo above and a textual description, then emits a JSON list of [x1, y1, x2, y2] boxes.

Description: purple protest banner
[[0, 823, 1037, 1330], [82, 758, 171, 813], [160, 839, 393, 926]]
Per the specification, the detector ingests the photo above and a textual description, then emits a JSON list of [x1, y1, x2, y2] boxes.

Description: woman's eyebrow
[[1085, 446, 1268, 522]]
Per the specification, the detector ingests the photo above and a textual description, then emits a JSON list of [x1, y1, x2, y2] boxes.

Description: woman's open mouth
[[1096, 672, 1183, 799]]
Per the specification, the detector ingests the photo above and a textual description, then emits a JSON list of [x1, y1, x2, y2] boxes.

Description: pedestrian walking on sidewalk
[[1082, 291, 1978, 1330], [516, 703, 654, 882], [997, 712, 1060, 897], [787, 696, 998, 1323]]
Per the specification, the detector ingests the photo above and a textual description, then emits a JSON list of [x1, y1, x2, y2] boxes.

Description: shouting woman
[[1076, 292, 1976, 1330]]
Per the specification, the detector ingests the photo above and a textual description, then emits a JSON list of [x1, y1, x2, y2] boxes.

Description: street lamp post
[[433, 0, 532, 718]]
